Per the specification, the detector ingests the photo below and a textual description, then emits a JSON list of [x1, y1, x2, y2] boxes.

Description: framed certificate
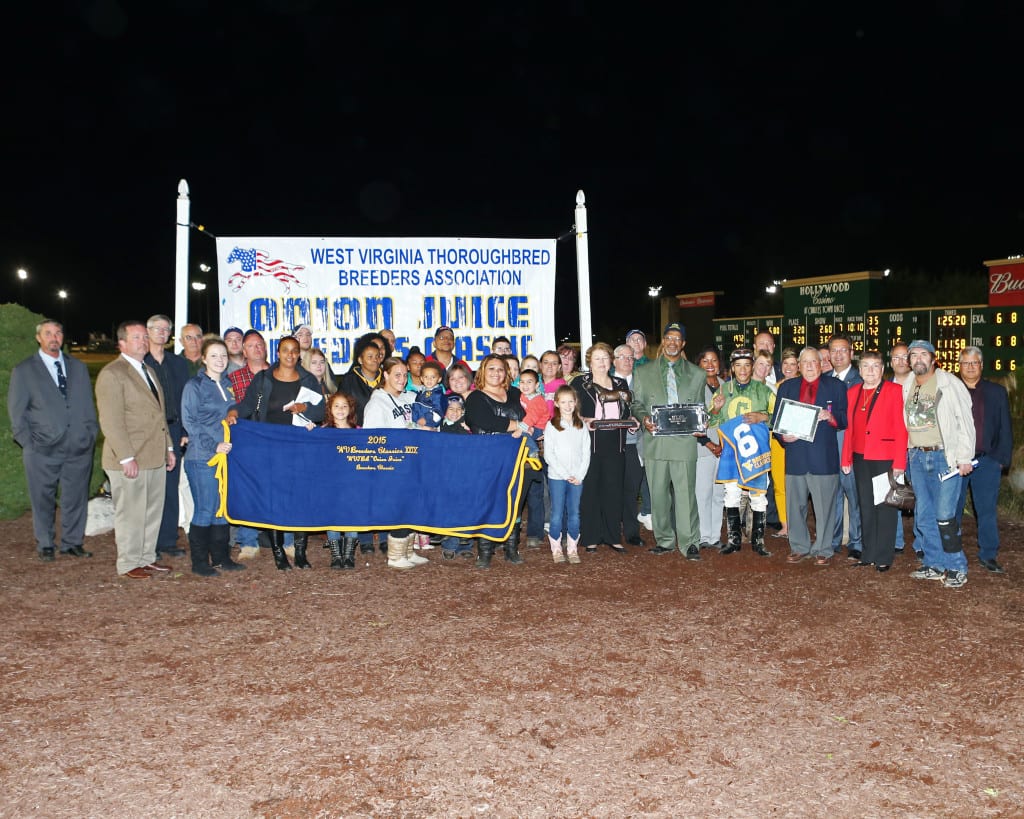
[[773, 397, 821, 442], [650, 403, 709, 436]]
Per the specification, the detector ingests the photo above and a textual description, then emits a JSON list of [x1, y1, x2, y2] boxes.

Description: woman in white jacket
[[544, 385, 592, 563]]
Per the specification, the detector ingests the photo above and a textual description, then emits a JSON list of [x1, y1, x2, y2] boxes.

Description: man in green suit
[[629, 322, 707, 559]]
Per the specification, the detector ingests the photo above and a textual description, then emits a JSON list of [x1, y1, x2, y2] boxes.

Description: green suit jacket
[[629, 356, 707, 461]]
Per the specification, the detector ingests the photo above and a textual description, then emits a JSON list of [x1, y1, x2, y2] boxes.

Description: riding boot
[[751, 510, 770, 556], [342, 536, 358, 569], [292, 532, 312, 569], [209, 524, 246, 571], [720, 507, 742, 555], [565, 534, 581, 564], [475, 538, 494, 569], [387, 534, 415, 569], [260, 529, 291, 570], [549, 534, 565, 563], [189, 525, 218, 576], [327, 538, 344, 569], [503, 524, 524, 564]]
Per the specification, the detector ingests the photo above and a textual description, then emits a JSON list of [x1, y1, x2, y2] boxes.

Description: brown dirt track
[[1, 512, 1022, 818]]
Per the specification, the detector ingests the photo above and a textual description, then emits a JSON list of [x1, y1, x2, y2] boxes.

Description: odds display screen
[[988, 308, 1021, 372], [712, 316, 782, 353]]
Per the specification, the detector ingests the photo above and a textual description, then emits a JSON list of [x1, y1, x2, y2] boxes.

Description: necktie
[[666, 361, 678, 403], [141, 363, 161, 405], [54, 360, 68, 399]]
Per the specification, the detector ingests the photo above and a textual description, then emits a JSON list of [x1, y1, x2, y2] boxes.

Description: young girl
[[320, 392, 374, 568], [543, 385, 591, 563]]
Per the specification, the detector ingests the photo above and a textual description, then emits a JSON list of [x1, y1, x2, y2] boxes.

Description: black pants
[[853, 453, 897, 566], [580, 451, 625, 546]]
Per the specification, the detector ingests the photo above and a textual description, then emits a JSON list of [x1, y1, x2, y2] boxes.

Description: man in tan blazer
[[95, 320, 176, 578]]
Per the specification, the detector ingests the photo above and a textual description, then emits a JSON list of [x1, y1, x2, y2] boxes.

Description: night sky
[[4, 2, 1022, 343]]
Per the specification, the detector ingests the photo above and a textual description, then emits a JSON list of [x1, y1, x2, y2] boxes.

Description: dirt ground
[[1, 509, 1022, 819]]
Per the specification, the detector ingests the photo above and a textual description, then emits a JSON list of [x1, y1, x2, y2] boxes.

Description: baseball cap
[[730, 348, 754, 363], [222, 326, 244, 339], [435, 326, 454, 337], [663, 322, 686, 339], [625, 329, 646, 343], [907, 339, 935, 354], [446, 394, 464, 408]]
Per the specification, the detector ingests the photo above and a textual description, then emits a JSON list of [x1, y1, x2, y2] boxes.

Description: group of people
[[8, 315, 1012, 587]]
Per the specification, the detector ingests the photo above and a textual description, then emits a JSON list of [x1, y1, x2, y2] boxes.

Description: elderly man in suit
[[8, 319, 99, 561], [95, 320, 176, 579], [629, 322, 707, 559], [774, 346, 849, 565]]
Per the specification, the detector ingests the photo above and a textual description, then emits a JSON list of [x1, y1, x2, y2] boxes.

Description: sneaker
[[637, 513, 653, 531], [237, 546, 259, 559], [910, 566, 945, 581], [942, 570, 968, 589]]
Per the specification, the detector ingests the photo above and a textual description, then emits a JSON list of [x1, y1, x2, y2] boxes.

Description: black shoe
[[39, 547, 55, 562], [585, 544, 598, 553], [850, 561, 873, 567], [685, 544, 700, 561], [61, 545, 93, 558], [914, 550, 924, 560], [979, 558, 1007, 574], [846, 550, 862, 562], [719, 543, 741, 555], [627, 536, 643, 546], [607, 542, 627, 554], [650, 545, 675, 555], [876, 564, 891, 573], [158, 546, 186, 557]]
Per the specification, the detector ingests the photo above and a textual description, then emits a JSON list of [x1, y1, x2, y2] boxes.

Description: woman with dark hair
[[226, 336, 325, 570], [464, 354, 538, 568], [695, 345, 726, 548], [180, 338, 246, 576], [573, 342, 637, 554], [363, 357, 428, 569], [340, 332, 384, 425], [444, 362, 474, 402]]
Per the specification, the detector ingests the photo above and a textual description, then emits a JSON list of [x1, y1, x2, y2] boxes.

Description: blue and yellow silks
[[209, 420, 540, 541]]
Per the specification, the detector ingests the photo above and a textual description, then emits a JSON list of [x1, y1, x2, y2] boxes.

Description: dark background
[[3, 2, 1021, 344]]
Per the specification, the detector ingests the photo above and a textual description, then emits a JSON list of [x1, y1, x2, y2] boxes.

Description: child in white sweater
[[543, 385, 591, 563]]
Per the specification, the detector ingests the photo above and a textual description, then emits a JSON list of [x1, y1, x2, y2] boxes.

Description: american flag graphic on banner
[[226, 246, 306, 293]]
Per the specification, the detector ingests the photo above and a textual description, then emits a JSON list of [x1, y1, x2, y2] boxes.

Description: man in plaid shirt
[[228, 330, 269, 402]]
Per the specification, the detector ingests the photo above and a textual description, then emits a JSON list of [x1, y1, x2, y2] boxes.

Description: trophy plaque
[[650, 403, 709, 436]]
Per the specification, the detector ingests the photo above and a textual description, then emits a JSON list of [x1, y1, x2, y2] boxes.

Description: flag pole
[[575, 190, 593, 354], [174, 179, 191, 352]]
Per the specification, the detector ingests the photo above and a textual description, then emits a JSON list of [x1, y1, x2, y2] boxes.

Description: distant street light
[[648, 285, 662, 339], [17, 268, 27, 303], [57, 289, 68, 327], [192, 281, 209, 330]]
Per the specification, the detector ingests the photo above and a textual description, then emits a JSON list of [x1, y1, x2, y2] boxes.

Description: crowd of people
[[8, 316, 1013, 587]]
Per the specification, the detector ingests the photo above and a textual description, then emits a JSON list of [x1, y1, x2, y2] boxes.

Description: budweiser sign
[[678, 295, 716, 308], [988, 262, 1024, 306]]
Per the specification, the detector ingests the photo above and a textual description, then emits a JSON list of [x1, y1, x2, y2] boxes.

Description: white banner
[[215, 237, 557, 369]]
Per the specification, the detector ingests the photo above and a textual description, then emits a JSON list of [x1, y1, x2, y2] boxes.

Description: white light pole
[[575, 190, 593, 351], [648, 285, 662, 340], [175, 179, 191, 353]]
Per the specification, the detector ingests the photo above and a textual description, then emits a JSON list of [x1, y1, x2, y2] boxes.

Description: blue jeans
[[907, 448, 967, 573], [956, 454, 1002, 561], [184, 460, 226, 527], [548, 478, 583, 540], [895, 511, 905, 550], [327, 530, 359, 539], [832, 467, 862, 552], [235, 526, 291, 547]]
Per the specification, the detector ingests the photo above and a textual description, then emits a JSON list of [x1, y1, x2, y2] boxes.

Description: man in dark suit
[[8, 319, 99, 561], [629, 322, 707, 559], [95, 320, 176, 579], [144, 314, 190, 558], [828, 333, 863, 559], [957, 347, 1013, 574], [774, 347, 849, 564]]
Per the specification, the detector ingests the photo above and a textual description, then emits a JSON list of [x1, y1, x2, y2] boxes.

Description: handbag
[[884, 469, 915, 511]]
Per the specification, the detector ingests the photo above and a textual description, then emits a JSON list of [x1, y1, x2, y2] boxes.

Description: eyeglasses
[[960, 360, 981, 367], [614, 354, 632, 360], [148, 326, 171, 334], [891, 355, 908, 361], [830, 347, 851, 354]]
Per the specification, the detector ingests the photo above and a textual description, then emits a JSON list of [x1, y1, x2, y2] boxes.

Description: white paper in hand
[[872, 472, 892, 506]]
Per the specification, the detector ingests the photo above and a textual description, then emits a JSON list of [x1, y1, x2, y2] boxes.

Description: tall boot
[[327, 538, 344, 569], [259, 529, 292, 570], [503, 525, 524, 564], [405, 534, 429, 566], [565, 534, 581, 565], [189, 525, 219, 576], [387, 534, 415, 569], [475, 538, 494, 569], [342, 536, 358, 569], [751, 510, 770, 557], [293, 532, 312, 569], [209, 524, 246, 571], [721, 508, 742, 555]]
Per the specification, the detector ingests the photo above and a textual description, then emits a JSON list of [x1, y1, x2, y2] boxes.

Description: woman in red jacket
[[840, 351, 908, 571]]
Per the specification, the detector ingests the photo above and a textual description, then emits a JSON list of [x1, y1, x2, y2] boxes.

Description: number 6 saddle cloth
[[715, 415, 771, 492]]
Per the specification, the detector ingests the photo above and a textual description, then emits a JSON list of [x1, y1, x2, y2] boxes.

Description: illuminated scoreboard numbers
[[989, 309, 1021, 373], [811, 320, 834, 350], [835, 317, 866, 352], [933, 308, 973, 375], [783, 318, 806, 351], [866, 313, 882, 352]]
